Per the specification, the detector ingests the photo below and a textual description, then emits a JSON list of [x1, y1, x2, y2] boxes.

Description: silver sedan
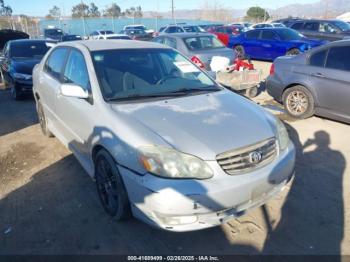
[[33, 40, 295, 232]]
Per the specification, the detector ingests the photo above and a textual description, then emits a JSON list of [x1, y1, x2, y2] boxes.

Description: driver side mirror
[[60, 83, 89, 99]]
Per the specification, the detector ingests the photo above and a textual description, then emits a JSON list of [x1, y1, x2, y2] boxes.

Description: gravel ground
[[0, 62, 349, 255]]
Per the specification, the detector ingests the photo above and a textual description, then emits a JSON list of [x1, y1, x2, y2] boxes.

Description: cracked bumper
[[119, 142, 295, 232]]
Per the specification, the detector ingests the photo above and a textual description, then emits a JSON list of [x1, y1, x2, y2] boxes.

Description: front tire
[[282, 85, 315, 119], [286, 48, 301, 56], [234, 45, 245, 59], [95, 149, 131, 220]]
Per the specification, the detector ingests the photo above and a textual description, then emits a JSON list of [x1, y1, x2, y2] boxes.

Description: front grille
[[216, 138, 277, 175]]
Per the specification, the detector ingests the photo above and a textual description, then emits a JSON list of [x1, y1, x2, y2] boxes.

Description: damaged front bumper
[[119, 142, 295, 232]]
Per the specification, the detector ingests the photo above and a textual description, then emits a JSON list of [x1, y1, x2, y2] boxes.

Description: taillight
[[270, 63, 275, 75], [191, 56, 205, 69]]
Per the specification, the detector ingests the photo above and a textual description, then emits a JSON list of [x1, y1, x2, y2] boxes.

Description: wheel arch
[[282, 83, 318, 106]]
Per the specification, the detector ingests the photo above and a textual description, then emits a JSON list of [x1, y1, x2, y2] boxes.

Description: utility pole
[[171, 0, 175, 23]]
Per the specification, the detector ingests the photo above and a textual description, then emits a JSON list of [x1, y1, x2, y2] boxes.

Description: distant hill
[[144, 0, 350, 21]]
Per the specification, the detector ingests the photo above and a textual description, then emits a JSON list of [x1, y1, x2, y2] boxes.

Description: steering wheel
[[156, 75, 179, 85], [156, 68, 181, 85]]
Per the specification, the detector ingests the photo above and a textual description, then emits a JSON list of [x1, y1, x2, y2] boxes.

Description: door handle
[[311, 72, 325, 78], [262, 44, 271, 48]]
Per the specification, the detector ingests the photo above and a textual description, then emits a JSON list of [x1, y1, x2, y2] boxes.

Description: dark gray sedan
[[267, 40, 350, 123], [153, 33, 236, 71]]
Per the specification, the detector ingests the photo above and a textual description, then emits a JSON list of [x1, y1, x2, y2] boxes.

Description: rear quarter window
[[309, 49, 327, 67], [325, 46, 350, 71]]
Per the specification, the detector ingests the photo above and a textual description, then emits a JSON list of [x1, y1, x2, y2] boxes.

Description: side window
[[216, 27, 224, 33], [166, 27, 177, 33], [291, 22, 304, 30], [164, 37, 177, 48], [319, 22, 338, 33], [309, 49, 327, 67], [304, 22, 319, 31], [3, 43, 9, 57], [245, 30, 260, 39], [153, 37, 164, 44], [63, 49, 89, 90], [325, 46, 350, 71], [261, 31, 279, 40], [45, 48, 69, 80]]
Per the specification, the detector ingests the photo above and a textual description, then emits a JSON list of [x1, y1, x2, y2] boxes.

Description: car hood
[[291, 38, 327, 47], [110, 90, 276, 160], [12, 58, 41, 75]]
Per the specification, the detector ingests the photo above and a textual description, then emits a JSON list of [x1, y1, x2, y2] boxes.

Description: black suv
[[288, 19, 350, 41]]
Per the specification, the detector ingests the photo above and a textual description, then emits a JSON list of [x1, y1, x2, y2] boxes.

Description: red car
[[209, 26, 243, 46]]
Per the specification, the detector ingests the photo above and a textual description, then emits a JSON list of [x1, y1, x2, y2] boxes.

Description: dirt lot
[[0, 62, 349, 255]]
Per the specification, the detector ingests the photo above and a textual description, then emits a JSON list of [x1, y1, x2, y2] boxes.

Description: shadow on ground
[[0, 90, 37, 137], [0, 124, 345, 255]]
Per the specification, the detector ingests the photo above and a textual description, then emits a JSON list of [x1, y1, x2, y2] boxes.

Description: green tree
[[72, 2, 89, 18], [46, 5, 61, 19], [103, 3, 121, 18], [0, 0, 12, 16], [88, 3, 100, 17], [246, 6, 270, 22], [124, 6, 143, 19]]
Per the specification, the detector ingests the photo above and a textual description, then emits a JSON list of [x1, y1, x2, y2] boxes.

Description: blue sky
[[7, 0, 319, 16]]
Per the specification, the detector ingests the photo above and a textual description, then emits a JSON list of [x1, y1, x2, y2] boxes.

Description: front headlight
[[138, 145, 213, 179], [13, 73, 32, 80], [276, 118, 289, 151]]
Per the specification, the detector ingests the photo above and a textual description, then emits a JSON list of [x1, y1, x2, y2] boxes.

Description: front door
[[55, 48, 95, 164], [309, 45, 350, 117]]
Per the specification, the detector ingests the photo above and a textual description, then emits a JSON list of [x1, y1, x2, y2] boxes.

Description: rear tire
[[245, 86, 259, 98], [282, 85, 315, 119], [95, 149, 131, 221], [234, 45, 245, 59], [37, 101, 54, 137], [286, 48, 301, 56]]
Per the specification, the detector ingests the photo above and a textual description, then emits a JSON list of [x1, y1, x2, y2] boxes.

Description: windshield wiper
[[106, 92, 188, 101], [107, 86, 221, 102]]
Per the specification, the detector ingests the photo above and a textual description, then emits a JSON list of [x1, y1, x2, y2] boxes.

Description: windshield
[[62, 35, 81, 41], [183, 26, 201, 32], [92, 48, 218, 101], [334, 21, 350, 31], [127, 26, 146, 30], [10, 41, 51, 59], [184, 36, 225, 50], [278, 28, 303, 40], [100, 30, 114, 35], [45, 29, 63, 37], [107, 36, 130, 40]]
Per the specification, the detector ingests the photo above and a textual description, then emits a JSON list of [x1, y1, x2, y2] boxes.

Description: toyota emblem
[[249, 151, 262, 164]]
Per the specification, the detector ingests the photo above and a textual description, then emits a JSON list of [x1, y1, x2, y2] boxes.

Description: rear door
[[309, 45, 350, 116], [40, 47, 69, 133]]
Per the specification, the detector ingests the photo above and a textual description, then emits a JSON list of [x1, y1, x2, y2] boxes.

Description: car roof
[[10, 39, 53, 43], [57, 40, 168, 51], [157, 33, 214, 38], [290, 19, 341, 23]]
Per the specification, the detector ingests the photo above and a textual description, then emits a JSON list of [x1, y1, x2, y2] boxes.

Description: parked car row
[[274, 18, 350, 41]]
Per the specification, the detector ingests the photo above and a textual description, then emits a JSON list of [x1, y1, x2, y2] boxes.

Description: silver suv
[[33, 40, 295, 232]]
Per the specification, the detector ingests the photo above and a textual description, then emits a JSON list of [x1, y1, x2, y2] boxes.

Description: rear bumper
[[119, 142, 295, 232], [266, 75, 284, 102]]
